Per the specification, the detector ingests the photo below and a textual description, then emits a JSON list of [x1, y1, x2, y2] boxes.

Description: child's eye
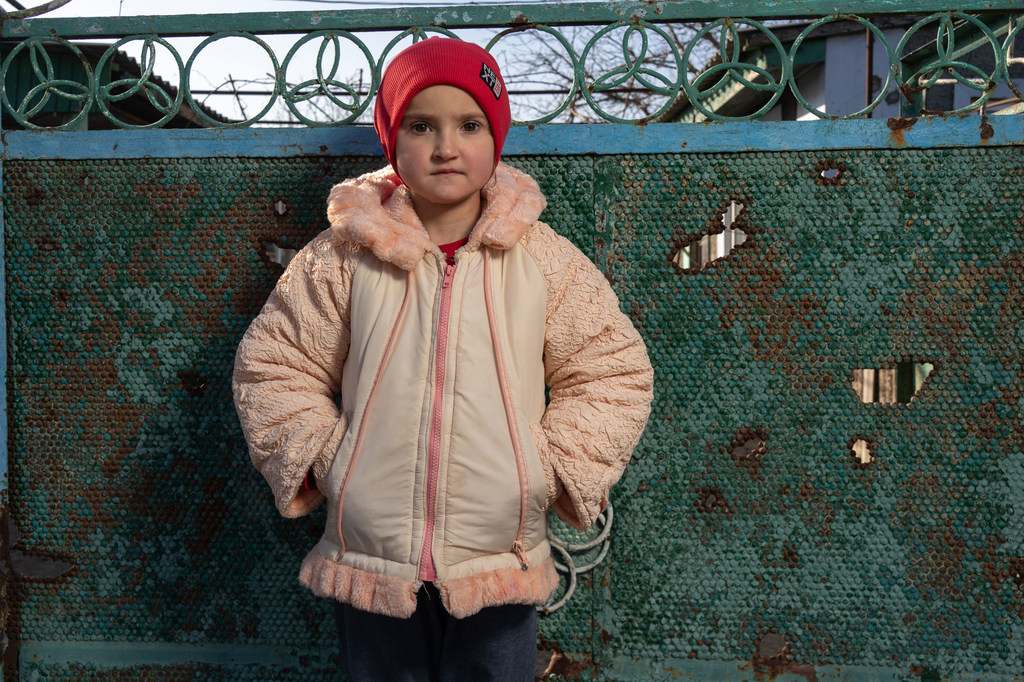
[[462, 121, 482, 133], [410, 122, 430, 133]]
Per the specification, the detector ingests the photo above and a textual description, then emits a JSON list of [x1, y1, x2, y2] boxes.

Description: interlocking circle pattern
[[1, 14, 1020, 126]]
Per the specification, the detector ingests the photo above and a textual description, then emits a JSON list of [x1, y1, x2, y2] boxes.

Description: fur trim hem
[[437, 556, 560, 618], [299, 551, 559, 620], [299, 550, 419, 618]]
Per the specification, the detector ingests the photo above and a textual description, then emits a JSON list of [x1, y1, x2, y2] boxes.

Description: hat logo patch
[[479, 63, 502, 100]]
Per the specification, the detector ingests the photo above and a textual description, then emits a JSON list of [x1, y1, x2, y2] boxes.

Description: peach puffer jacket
[[233, 163, 653, 619]]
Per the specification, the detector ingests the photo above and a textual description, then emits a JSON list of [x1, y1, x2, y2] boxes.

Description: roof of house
[[1, 39, 233, 128]]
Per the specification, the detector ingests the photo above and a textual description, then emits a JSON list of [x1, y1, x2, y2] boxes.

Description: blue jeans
[[334, 582, 537, 681]]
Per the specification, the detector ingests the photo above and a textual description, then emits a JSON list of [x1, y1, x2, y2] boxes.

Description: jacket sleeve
[[232, 233, 355, 518], [533, 237, 654, 530]]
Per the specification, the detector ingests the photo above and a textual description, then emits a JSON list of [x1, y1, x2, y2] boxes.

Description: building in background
[[663, 17, 1024, 122], [1, 40, 230, 129]]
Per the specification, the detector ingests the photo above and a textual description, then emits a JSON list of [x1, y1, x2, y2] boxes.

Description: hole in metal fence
[[851, 438, 873, 466], [262, 241, 297, 269], [673, 200, 747, 272], [815, 158, 847, 186], [850, 361, 933, 404]]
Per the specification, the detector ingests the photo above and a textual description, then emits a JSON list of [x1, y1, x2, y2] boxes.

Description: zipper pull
[[442, 263, 456, 289], [512, 540, 530, 571]]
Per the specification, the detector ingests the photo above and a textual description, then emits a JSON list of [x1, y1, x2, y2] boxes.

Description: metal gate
[[1, 2, 1022, 679]]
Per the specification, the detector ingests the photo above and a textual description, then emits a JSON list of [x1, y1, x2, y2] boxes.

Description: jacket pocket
[[529, 422, 563, 511], [309, 412, 349, 495], [323, 413, 357, 503]]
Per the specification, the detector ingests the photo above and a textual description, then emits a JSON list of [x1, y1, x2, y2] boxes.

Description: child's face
[[394, 85, 495, 219]]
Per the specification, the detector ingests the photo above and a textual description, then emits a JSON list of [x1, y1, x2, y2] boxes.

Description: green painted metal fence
[[1, 2, 1023, 680]]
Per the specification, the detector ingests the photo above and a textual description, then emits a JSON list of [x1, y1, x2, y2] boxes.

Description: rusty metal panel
[[2, 156, 382, 680], [2, 147, 1023, 679], [582, 149, 1024, 679]]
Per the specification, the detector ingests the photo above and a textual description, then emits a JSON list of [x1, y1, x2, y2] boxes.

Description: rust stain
[[909, 665, 942, 680], [898, 82, 924, 104], [979, 115, 994, 143], [726, 427, 767, 477], [26, 186, 46, 207], [750, 633, 819, 681], [887, 117, 917, 147]]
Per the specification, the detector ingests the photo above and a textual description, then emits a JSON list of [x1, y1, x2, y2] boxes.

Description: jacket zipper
[[418, 260, 457, 581]]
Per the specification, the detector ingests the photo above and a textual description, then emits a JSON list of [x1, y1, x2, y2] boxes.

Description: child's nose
[[433, 129, 457, 159]]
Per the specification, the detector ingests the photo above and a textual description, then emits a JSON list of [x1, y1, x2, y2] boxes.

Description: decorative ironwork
[[1, 38, 94, 130], [683, 18, 791, 122], [0, 0, 74, 21], [97, 36, 183, 129], [0, 4, 1021, 129], [541, 505, 614, 614], [789, 16, 896, 119]]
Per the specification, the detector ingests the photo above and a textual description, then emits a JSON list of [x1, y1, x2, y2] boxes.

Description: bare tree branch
[[496, 23, 716, 123]]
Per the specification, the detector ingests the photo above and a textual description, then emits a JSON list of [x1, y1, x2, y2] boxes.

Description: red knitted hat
[[373, 38, 511, 174]]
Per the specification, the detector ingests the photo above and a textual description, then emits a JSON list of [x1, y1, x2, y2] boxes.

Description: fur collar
[[326, 163, 547, 271]]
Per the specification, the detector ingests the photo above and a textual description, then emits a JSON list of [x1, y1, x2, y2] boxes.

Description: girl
[[233, 37, 653, 680]]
